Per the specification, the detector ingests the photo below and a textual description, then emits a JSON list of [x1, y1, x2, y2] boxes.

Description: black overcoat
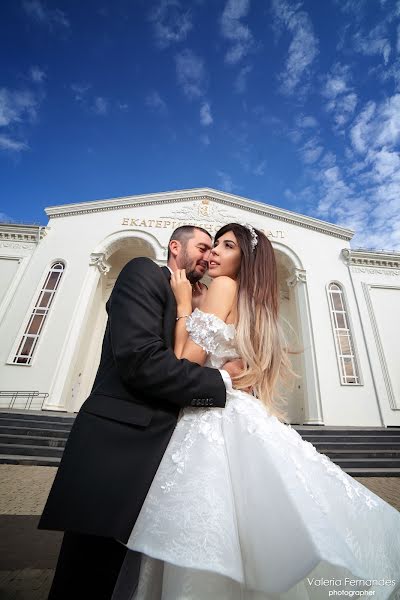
[[38, 257, 226, 543]]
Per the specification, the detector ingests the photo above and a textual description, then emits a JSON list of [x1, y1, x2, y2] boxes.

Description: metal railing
[[0, 391, 49, 411]]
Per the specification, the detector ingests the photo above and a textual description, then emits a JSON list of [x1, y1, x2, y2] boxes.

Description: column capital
[[287, 268, 307, 288], [89, 252, 111, 275]]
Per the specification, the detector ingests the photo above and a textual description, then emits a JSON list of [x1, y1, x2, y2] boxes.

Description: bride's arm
[[172, 274, 237, 365]]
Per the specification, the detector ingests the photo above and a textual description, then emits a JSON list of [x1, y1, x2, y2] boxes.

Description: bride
[[113, 223, 400, 600]]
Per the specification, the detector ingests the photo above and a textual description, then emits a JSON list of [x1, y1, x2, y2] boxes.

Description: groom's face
[[178, 230, 212, 283]]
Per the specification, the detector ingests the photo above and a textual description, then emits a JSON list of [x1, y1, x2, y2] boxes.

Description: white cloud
[[175, 49, 206, 99], [0, 211, 16, 222], [220, 0, 254, 64], [200, 133, 210, 146], [150, 0, 192, 48], [301, 137, 324, 164], [200, 102, 213, 126], [322, 64, 357, 129], [296, 115, 318, 128], [353, 23, 391, 65], [234, 65, 252, 93], [271, 0, 318, 96], [0, 135, 29, 152], [351, 95, 400, 154], [0, 88, 39, 127], [216, 170, 237, 192], [30, 66, 46, 83], [253, 159, 266, 176], [23, 0, 70, 30], [92, 97, 108, 116], [145, 91, 167, 115], [71, 83, 91, 102]]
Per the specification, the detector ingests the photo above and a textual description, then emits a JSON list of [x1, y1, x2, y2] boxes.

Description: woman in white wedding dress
[[113, 223, 400, 600]]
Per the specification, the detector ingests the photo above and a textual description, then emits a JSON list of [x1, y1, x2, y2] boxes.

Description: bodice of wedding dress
[[185, 307, 240, 367]]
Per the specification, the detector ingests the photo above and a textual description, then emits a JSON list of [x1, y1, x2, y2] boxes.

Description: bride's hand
[[170, 269, 192, 313]]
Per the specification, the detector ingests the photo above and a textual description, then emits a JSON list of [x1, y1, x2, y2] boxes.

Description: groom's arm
[[108, 257, 226, 408]]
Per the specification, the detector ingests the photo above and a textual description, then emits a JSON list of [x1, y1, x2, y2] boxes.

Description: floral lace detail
[[186, 308, 239, 368], [125, 309, 400, 597]]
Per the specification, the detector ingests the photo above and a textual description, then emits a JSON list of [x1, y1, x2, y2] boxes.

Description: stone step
[[312, 441, 400, 450], [0, 417, 73, 431], [319, 449, 400, 458], [0, 410, 75, 423], [292, 427, 400, 437], [302, 435, 400, 444], [0, 444, 64, 457], [0, 453, 60, 466], [334, 457, 400, 468], [0, 426, 71, 438], [345, 467, 400, 476], [0, 434, 68, 447]]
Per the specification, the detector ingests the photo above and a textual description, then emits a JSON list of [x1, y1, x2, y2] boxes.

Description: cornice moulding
[[45, 187, 354, 241], [342, 248, 400, 269], [0, 223, 46, 243]]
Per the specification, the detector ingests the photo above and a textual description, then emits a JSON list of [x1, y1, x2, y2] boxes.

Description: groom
[[39, 225, 243, 599]]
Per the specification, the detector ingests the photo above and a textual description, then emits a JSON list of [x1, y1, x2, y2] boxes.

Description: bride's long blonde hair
[[214, 223, 301, 423]]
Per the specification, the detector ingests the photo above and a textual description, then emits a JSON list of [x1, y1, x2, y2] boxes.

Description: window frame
[[7, 260, 66, 367], [326, 281, 363, 386]]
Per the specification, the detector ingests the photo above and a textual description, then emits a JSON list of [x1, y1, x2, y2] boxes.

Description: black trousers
[[48, 531, 140, 600]]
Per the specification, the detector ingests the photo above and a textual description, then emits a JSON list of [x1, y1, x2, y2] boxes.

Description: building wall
[[0, 192, 398, 427]]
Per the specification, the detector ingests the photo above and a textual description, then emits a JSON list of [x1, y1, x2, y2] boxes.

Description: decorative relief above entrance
[[121, 199, 286, 239]]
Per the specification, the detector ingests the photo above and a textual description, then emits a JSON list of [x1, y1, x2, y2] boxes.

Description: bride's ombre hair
[[214, 223, 301, 422]]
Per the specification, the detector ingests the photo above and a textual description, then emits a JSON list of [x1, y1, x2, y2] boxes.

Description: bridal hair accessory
[[243, 223, 258, 251]]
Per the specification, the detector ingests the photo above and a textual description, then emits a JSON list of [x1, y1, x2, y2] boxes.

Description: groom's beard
[[179, 249, 208, 284]]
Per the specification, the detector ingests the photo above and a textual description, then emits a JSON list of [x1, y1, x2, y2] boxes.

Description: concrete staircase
[[0, 410, 74, 467], [0, 411, 399, 476]]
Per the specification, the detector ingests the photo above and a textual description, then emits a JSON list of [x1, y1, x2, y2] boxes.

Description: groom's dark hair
[[167, 225, 212, 260]]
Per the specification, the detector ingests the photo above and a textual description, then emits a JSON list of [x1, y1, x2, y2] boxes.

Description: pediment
[[45, 187, 354, 241]]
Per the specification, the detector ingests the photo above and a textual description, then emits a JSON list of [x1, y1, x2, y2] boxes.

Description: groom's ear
[[169, 240, 180, 258]]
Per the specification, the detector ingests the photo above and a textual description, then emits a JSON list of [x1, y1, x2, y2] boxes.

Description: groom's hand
[[222, 359, 253, 393], [222, 358, 244, 381]]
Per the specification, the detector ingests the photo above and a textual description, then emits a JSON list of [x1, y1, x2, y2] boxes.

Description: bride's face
[[208, 231, 241, 279]]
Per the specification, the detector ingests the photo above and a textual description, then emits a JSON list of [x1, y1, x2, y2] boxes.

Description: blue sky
[[1, 0, 400, 251]]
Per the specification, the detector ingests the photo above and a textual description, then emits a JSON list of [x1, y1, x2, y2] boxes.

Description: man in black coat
[[39, 225, 242, 599]]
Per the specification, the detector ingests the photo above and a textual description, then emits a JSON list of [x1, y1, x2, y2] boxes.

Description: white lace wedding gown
[[114, 309, 400, 600]]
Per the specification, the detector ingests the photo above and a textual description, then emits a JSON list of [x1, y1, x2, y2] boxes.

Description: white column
[[287, 268, 324, 425], [43, 253, 110, 411]]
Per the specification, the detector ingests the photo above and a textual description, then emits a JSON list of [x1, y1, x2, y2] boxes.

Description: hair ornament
[[243, 223, 258, 252]]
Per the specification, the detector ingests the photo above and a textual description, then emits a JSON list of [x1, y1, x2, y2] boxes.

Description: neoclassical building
[[0, 188, 399, 427]]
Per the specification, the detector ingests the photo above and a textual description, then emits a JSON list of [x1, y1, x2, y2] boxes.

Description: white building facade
[[0, 188, 399, 427]]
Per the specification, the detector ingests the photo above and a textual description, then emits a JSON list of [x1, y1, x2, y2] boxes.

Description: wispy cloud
[[149, 0, 193, 48], [0, 211, 17, 223], [271, 0, 318, 96], [0, 88, 39, 127], [30, 66, 46, 83], [220, 0, 254, 64], [145, 91, 168, 115], [0, 135, 29, 152], [322, 63, 358, 130], [70, 84, 111, 116], [175, 49, 206, 99], [200, 133, 210, 146], [92, 97, 108, 116], [0, 86, 43, 153], [353, 22, 391, 64], [200, 102, 213, 126], [216, 170, 238, 193], [22, 0, 70, 31], [234, 65, 252, 93]]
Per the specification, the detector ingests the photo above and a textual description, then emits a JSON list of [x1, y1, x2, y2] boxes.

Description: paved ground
[[1, 465, 400, 599]]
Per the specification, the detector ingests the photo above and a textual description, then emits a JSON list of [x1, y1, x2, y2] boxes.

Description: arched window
[[13, 262, 65, 365], [328, 283, 360, 385]]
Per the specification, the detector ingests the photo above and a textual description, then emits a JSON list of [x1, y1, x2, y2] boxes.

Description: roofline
[[45, 187, 355, 241]]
